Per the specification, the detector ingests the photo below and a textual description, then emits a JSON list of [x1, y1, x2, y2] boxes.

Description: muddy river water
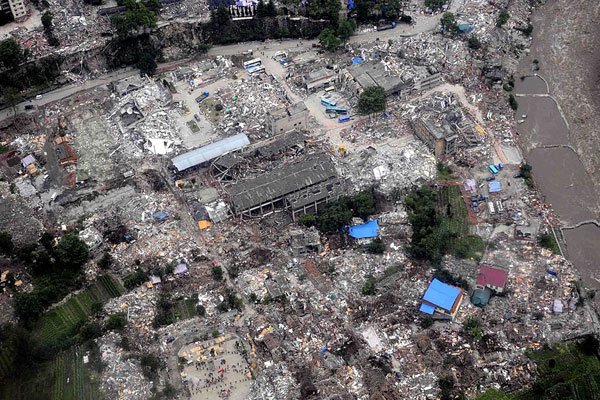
[[514, 75, 600, 288]]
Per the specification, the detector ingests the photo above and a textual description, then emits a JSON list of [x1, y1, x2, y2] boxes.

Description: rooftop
[[268, 102, 307, 120], [228, 153, 338, 212], [421, 278, 463, 312], [476, 265, 509, 289], [346, 62, 404, 93], [171, 134, 250, 172]]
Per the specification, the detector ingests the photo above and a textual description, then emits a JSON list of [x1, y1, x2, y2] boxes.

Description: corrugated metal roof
[[171, 134, 250, 171], [422, 279, 462, 312], [228, 153, 337, 212]]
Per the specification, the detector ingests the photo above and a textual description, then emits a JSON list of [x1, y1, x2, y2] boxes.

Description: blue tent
[[421, 278, 462, 312], [348, 220, 379, 239], [351, 57, 364, 65], [488, 180, 502, 193]]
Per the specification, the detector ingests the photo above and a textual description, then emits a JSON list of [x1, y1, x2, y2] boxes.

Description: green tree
[[319, 28, 341, 52], [468, 34, 481, 49], [308, 0, 341, 24], [317, 200, 353, 233], [55, 231, 89, 270], [0, 38, 26, 70], [41, 11, 53, 32], [496, 9, 509, 27], [523, 23, 533, 36], [106, 313, 127, 331], [212, 265, 224, 281], [210, 6, 231, 26], [357, 86, 386, 116], [145, 0, 160, 12], [440, 12, 458, 33], [79, 321, 102, 341], [137, 53, 157, 76], [336, 20, 355, 42], [256, 0, 266, 17], [425, 0, 446, 10], [13, 292, 44, 327], [265, 0, 277, 16], [352, 190, 375, 220], [299, 213, 317, 227]]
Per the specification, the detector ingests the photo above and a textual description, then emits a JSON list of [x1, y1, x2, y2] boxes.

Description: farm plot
[[38, 275, 124, 347], [0, 346, 102, 400], [437, 184, 470, 236]]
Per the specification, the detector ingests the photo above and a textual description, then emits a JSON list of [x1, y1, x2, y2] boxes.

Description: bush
[[123, 268, 148, 290], [361, 275, 376, 295], [55, 231, 89, 271], [523, 23, 533, 37], [212, 265, 224, 281], [420, 316, 434, 329], [106, 313, 127, 331], [299, 213, 317, 227], [468, 34, 481, 50], [508, 94, 518, 110], [140, 353, 161, 380], [539, 233, 560, 254], [496, 9, 509, 27]]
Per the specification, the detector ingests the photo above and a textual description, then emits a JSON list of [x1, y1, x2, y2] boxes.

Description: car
[[485, 176, 496, 182], [35, 94, 42, 100], [24, 104, 34, 110], [194, 114, 201, 121]]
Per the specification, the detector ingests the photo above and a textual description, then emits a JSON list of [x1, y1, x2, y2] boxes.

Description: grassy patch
[[436, 162, 456, 181], [186, 120, 200, 133], [172, 297, 199, 321], [38, 275, 124, 348], [539, 233, 560, 255]]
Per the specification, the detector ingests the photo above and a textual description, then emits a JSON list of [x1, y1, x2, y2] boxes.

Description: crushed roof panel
[[228, 153, 337, 212]]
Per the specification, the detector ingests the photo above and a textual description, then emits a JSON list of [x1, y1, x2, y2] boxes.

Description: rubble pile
[[338, 141, 436, 195], [99, 332, 154, 400]]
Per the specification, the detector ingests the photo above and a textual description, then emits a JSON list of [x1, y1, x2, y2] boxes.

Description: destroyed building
[[304, 68, 336, 92], [266, 102, 308, 136], [411, 117, 458, 158], [339, 62, 407, 98], [226, 153, 346, 219]]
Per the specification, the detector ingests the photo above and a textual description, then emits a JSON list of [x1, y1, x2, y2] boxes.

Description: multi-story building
[[0, 0, 27, 22], [266, 102, 308, 136]]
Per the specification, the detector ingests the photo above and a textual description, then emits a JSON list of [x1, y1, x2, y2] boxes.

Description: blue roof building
[[420, 278, 464, 320], [348, 220, 379, 239], [488, 180, 502, 193]]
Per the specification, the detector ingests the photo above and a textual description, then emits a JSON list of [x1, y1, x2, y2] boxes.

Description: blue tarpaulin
[[419, 303, 435, 315], [347, 0, 355, 9], [422, 278, 462, 312], [351, 57, 364, 64], [348, 220, 379, 239], [488, 181, 502, 193], [458, 23, 474, 33]]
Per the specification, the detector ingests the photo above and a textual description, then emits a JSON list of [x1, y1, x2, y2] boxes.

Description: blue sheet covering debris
[[348, 220, 379, 239]]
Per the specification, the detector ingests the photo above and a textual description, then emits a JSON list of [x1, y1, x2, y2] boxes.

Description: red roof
[[476, 265, 508, 288]]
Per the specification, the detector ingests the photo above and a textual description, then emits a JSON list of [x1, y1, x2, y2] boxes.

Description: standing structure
[[411, 117, 458, 158], [266, 102, 308, 136], [0, 0, 27, 21]]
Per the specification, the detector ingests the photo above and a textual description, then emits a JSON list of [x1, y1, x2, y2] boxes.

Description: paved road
[[0, 0, 463, 123]]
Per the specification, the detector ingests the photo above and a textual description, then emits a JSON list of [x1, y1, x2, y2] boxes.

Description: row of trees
[[1, 231, 90, 327], [41, 11, 59, 47], [318, 20, 355, 51], [300, 189, 376, 233]]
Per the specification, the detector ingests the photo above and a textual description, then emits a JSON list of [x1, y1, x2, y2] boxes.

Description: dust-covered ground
[[522, 0, 600, 187]]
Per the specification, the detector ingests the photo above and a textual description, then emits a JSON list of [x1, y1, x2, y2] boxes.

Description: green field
[[172, 297, 198, 321], [0, 346, 103, 400], [38, 275, 124, 347], [437, 185, 470, 236]]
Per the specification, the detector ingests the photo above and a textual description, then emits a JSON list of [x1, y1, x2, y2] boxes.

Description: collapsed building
[[171, 133, 251, 172], [411, 117, 458, 158], [226, 153, 346, 220], [339, 62, 408, 98]]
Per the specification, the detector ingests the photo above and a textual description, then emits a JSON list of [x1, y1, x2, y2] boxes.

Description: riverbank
[[515, 0, 600, 290]]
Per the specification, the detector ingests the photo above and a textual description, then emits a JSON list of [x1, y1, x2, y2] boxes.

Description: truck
[[195, 91, 209, 104], [321, 98, 336, 107], [338, 115, 351, 123], [487, 201, 496, 215], [488, 164, 499, 175], [375, 21, 396, 31]]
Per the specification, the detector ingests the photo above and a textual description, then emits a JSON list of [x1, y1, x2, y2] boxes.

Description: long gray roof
[[172, 134, 250, 171], [228, 153, 337, 212]]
